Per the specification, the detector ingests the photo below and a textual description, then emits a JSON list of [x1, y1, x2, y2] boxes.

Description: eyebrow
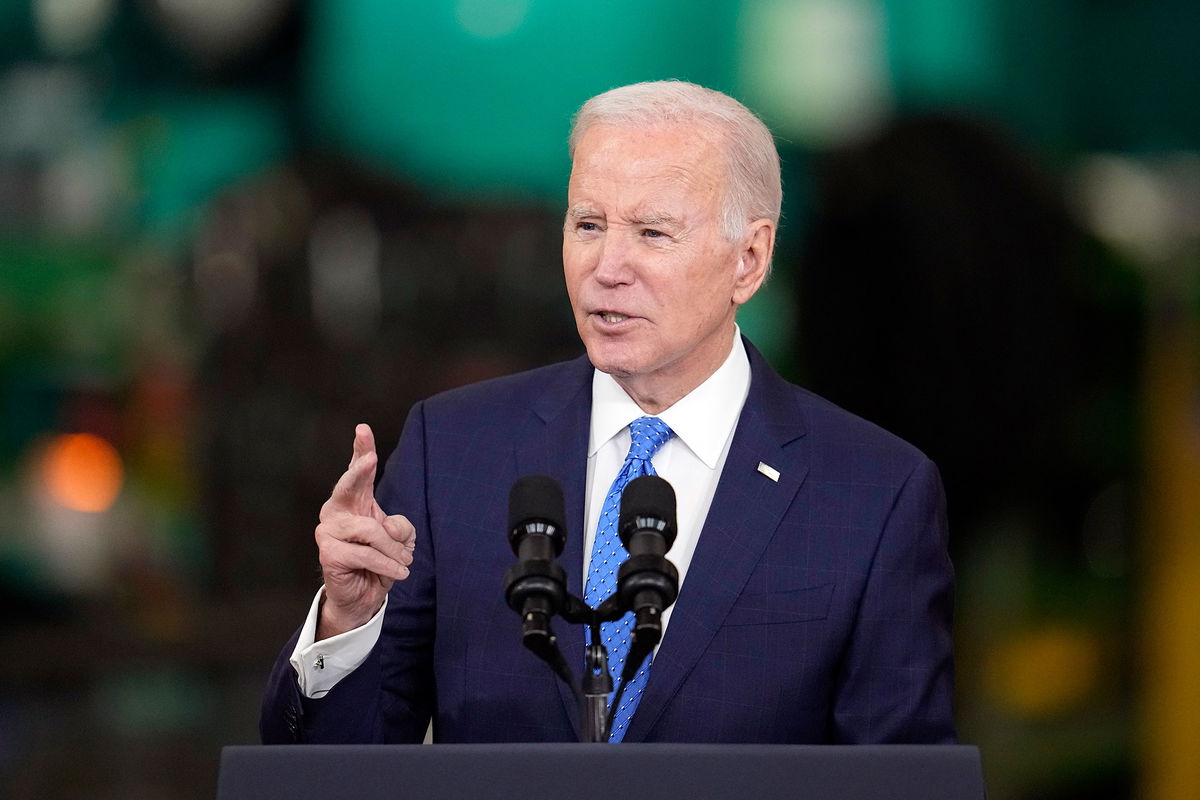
[[566, 205, 599, 219], [564, 205, 684, 228], [629, 212, 682, 228]]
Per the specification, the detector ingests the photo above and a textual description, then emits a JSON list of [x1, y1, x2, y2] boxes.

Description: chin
[[588, 356, 636, 379], [582, 341, 641, 379]]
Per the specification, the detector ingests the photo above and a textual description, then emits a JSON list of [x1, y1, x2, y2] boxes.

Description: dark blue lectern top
[[217, 743, 985, 800]]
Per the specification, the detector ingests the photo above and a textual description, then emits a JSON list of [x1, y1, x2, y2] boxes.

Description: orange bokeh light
[[40, 433, 125, 513]]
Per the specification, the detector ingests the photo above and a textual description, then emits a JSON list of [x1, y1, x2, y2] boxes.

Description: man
[[260, 81, 956, 744]]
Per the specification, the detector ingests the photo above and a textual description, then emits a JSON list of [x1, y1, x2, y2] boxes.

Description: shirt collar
[[588, 327, 751, 468]]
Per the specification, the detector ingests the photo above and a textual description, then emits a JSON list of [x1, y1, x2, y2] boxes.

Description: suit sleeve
[[831, 456, 957, 743], [260, 401, 438, 744]]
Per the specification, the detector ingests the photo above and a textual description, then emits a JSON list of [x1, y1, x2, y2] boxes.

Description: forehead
[[568, 123, 726, 209]]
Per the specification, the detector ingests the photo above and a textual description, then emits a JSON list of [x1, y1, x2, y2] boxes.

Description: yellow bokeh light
[[986, 626, 1102, 718], [40, 433, 125, 513]]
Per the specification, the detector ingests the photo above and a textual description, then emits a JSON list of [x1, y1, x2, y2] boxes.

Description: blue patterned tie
[[584, 415, 674, 741]]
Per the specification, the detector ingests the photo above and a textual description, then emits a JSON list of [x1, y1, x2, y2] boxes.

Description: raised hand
[[314, 424, 415, 640]]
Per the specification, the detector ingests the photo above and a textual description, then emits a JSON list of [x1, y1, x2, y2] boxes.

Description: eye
[[642, 228, 664, 239], [576, 221, 601, 233]]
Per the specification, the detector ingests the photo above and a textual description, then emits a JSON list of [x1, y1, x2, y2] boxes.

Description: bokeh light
[[39, 432, 125, 513], [987, 627, 1102, 718]]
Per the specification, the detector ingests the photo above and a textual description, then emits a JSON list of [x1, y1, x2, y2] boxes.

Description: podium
[[217, 743, 985, 800]]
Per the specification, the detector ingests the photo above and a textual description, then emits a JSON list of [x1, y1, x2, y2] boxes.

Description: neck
[[613, 328, 739, 415], [613, 380, 685, 416]]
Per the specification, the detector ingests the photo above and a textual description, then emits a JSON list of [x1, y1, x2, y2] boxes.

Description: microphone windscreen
[[508, 474, 566, 537], [618, 474, 677, 548]]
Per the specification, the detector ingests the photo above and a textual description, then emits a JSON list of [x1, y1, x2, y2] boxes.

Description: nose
[[593, 232, 635, 287]]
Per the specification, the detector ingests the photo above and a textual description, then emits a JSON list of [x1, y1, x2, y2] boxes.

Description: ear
[[732, 218, 775, 306]]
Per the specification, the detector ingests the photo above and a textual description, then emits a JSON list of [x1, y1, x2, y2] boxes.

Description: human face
[[563, 123, 768, 412]]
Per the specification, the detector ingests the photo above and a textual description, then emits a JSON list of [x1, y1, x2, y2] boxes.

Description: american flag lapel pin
[[756, 461, 781, 482]]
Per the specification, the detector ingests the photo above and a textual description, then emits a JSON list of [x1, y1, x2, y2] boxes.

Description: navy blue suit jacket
[[261, 340, 955, 744]]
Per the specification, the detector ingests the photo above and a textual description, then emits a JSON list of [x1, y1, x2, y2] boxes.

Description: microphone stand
[[582, 618, 612, 743], [557, 595, 628, 743], [506, 555, 631, 742], [507, 563, 673, 742]]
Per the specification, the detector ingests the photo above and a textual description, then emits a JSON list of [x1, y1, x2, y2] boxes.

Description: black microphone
[[503, 475, 568, 654], [616, 474, 679, 675]]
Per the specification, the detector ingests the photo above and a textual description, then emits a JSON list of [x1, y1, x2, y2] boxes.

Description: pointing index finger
[[329, 424, 379, 515], [351, 423, 376, 467]]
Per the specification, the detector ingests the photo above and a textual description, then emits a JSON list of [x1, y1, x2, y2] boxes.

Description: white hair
[[569, 80, 782, 243]]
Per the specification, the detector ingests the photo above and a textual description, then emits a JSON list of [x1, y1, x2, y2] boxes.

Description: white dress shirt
[[291, 329, 751, 698], [583, 330, 750, 634]]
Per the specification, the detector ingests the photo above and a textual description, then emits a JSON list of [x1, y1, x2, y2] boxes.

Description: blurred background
[[1, 0, 1197, 797]]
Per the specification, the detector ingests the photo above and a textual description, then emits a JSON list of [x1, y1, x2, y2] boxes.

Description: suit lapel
[[625, 342, 810, 741], [512, 356, 593, 739]]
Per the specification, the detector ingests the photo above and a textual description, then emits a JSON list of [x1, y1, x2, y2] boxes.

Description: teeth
[[600, 312, 628, 323]]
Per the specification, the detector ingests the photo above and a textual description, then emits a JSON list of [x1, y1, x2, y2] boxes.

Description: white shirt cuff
[[288, 586, 387, 698]]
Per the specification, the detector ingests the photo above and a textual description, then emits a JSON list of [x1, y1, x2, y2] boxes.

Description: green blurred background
[[1, 1, 1198, 797]]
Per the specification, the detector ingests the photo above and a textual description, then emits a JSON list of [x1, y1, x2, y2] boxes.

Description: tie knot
[[628, 416, 673, 461]]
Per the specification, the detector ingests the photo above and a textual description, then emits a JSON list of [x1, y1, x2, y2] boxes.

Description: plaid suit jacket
[[261, 338, 956, 744]]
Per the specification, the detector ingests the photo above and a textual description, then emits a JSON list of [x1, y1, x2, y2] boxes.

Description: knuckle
[[348, 516, 382, 540]]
